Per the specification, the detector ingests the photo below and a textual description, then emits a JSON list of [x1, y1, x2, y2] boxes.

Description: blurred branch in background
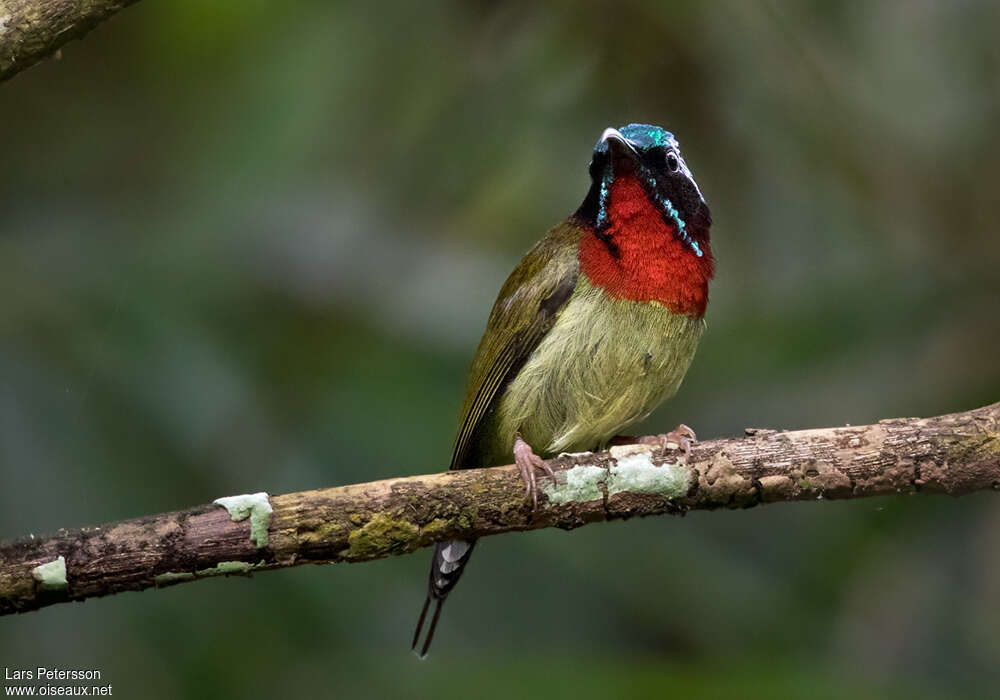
[[2, 402, 997, 617], [0, 0, 139, 81]]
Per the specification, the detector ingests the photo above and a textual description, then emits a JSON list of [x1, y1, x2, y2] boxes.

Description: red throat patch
[[578, 174, 714, 317]]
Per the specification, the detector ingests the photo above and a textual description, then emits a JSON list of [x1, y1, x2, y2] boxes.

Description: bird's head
[[577, 123, 711, 258]]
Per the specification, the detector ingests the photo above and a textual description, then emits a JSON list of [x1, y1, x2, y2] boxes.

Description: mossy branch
[[2, 402, 998, 615], [0, 0, 140, 82]]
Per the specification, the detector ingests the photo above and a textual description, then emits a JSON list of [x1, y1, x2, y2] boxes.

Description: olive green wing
[[449, 221, 581, 470]]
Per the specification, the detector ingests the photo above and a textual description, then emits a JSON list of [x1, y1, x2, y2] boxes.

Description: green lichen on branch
[[607, 446, 690, 498], [31, 556, 67, 590], [213, 492, 273, 548], [154, 561, 257, 588], [153, 571, 195, 586], [344, 513, 420, 560], [543, 445, 690, 505], [544, 465, 605, 504]]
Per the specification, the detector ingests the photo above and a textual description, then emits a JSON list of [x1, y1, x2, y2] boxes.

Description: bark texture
[[1, 402, 998, 616], [0, 0, 139, 82]]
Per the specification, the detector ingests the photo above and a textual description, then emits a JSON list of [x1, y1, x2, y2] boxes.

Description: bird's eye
[[666, 151, 680, 173]]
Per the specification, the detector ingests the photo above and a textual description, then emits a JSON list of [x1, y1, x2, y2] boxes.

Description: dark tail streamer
[[411, 539, 477, 658]]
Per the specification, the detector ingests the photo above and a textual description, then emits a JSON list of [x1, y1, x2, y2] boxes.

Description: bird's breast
[[494, 274, 704, 457]]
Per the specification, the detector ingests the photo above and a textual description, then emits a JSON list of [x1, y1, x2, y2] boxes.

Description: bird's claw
[[514, 434, 553, 510], [638, 424, 697, 458]]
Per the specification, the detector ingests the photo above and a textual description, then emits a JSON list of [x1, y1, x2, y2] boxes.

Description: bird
[[411, 123, 714, 657]]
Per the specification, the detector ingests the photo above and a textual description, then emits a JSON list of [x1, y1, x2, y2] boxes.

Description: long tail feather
[[411, 595, 432, 652], [411, 539, 477, 657], [417, 599, 443, 659]]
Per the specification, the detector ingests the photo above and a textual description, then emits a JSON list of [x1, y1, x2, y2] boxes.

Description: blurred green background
[[2, 1, 1000, 697]]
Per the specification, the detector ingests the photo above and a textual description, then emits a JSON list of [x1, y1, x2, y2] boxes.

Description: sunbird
[[413, 124, 714, 656]]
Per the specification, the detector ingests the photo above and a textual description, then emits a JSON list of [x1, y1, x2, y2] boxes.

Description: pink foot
[[514, 434, 554, 510], [638, 424, 697, 458]]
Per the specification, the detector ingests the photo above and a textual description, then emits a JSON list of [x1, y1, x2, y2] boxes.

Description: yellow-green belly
[[482, 274, 704, 463]]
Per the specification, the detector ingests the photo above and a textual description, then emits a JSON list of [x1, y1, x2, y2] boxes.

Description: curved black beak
[[597, 127, 640, 159]]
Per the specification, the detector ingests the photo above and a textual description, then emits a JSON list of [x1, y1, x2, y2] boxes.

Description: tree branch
[[0, 0, 139, 82], [2, 402, 998, 615]]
